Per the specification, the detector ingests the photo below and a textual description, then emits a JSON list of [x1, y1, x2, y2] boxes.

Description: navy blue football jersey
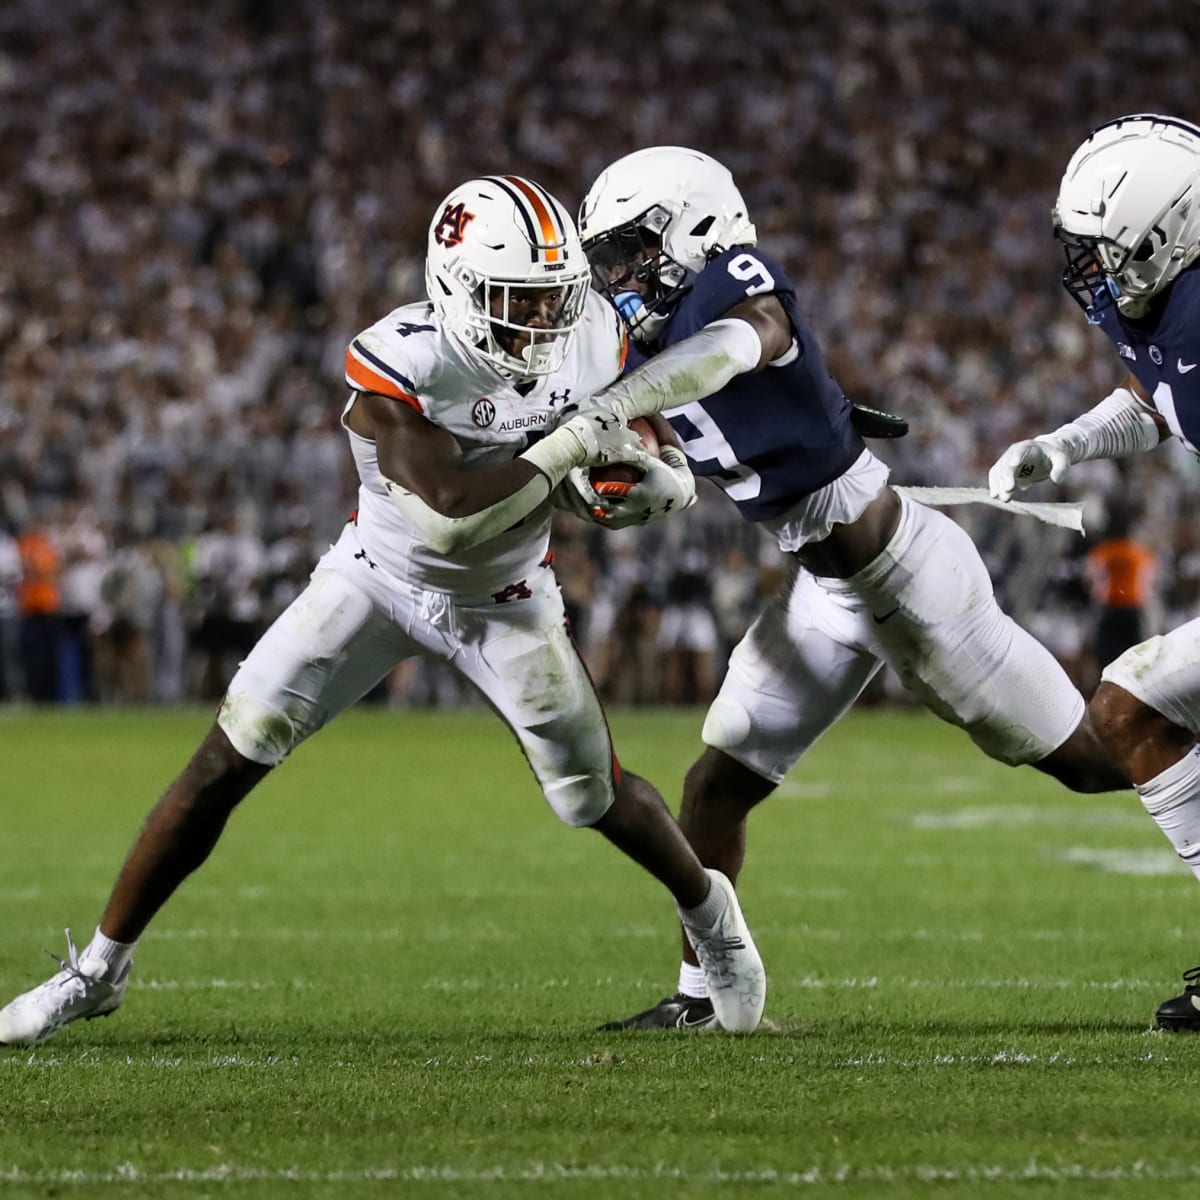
[[1092, 264, 1200, 454], [624, 248, 864, 523]]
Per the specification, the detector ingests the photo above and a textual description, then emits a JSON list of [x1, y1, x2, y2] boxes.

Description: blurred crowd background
[[2, 0, 1199, 709]]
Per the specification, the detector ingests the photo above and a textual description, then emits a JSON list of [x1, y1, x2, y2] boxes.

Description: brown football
[[588, 417, 661, 501]]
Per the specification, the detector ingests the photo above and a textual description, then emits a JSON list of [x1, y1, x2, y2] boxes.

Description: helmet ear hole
[[689, 215, 715, 237], [1132, 237, 1157, 262]]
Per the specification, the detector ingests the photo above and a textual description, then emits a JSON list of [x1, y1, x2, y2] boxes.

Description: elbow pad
[[378, 473, 550, 555], [598, 318, 763, 423]]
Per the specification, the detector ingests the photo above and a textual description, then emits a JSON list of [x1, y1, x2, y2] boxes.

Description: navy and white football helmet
[[425, 176, 591, 380], [579, 147, 756, 343], [1056, 114, 1200, 319]]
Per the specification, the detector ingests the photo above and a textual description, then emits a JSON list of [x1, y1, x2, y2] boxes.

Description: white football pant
[[1101, 615, 1200, 735], [218, 524, 617, 826], [703, 492, 1086, 782]]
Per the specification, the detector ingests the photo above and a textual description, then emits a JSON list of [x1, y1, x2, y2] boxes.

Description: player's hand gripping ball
[[587, 417, 660, 501]]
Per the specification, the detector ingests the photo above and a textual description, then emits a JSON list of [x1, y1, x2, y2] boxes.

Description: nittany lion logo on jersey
[[433, 202, 475, 247], [472, 398, 496, 427]]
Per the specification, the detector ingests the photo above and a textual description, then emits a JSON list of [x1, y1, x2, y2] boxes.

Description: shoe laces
[[42, 929, 105, 1002], [691, 932, 746, 990], [1181, 966, 1200, 993]]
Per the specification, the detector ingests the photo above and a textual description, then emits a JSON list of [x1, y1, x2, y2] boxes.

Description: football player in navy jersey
[[569, 146, 1129, 1031], [989, 114, 1200, 1031]]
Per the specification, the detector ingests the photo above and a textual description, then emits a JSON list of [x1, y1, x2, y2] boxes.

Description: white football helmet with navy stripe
[[425, 176, 591, 381], [579, 147, 756, 342], [1056, 114, 1200, 318]]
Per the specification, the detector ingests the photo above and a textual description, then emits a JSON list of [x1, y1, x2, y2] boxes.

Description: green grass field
[[2, 705, 1200, 1198]]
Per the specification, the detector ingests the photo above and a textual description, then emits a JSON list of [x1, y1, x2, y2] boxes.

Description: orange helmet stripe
[[505, 175, 562, 262]]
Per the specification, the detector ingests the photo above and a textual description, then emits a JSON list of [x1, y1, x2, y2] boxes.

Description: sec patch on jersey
[[588, 417, 661, 500]]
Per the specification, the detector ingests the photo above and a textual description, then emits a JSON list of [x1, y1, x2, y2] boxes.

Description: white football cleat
[[0, 930, 131, 1046], [681, 869, 766, 1033]]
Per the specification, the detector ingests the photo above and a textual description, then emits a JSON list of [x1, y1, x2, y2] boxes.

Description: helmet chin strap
[[521, 340, 554, 375], [1115, 293, 1151, 318]]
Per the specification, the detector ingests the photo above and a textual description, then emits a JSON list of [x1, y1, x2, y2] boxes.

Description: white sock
[[83, 927, 136, 976], [676, 871, 726, 932], [1137, 745, 1200, 879], [678, 961, 708, 999]]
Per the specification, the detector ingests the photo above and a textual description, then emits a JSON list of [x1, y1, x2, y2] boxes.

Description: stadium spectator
[[0, 523, 23, 701], [657, 558, 721, 706], [1085, 502, 1159, 683], [1, 0, 1199, 704], [188, 510, 266, 700], [16, 524, 62, 703], [54, 506, 108, 705]]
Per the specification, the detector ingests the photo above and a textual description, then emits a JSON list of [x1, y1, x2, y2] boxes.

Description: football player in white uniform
[[0, 176, 764, 1045], [989, 114, 1200, 1030], [559, 147, 1130, 1031]]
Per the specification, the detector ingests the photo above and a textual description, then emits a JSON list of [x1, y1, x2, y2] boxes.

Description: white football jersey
[[342, 291, 626, 596]]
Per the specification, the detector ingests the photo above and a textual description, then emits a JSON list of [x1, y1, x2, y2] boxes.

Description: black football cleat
[[597, 993, 717, 1032], [1156, 967, 1200, 1031]]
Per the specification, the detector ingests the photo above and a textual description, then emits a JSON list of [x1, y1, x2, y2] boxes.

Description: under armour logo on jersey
[[548, 388, 572, 407], [433, 202, 475, 247], [472, 398, 496, 427]]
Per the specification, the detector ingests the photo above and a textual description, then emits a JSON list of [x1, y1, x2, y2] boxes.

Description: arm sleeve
[[1042, 385, 1163, 464], [597, 318, 763, 422], [377, 417, 606, 555], [378, 473, 552, 556]]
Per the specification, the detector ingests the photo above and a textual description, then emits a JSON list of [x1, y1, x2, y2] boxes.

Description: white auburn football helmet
[[425, 176, 591, 380], [579, 146, 757, 342], [1055, 113, 1200, 318]]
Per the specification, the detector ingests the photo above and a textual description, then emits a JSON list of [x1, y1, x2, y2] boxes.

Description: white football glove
[[554, 403, 649, 468], [557, 446, 697, 529], [988, 437, 1072, 502]]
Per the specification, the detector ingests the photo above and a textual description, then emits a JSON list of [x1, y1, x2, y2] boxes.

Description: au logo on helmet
[[434, 202, 475, 247]]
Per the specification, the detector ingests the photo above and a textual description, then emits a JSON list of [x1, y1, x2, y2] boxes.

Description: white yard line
[[907, 805, 1147, 830], [2, 1161, 1200, 1186], [413, 973, 1165, 993], [785, 974, 1162, 990], [1059, 847, 1186, 875]]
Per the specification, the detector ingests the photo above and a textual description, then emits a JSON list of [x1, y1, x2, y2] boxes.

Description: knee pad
[[543, 772, 615, 827], [701, 694, 755, 756], [217, 690, 302, 766], [1101, 631, 1200, 734]]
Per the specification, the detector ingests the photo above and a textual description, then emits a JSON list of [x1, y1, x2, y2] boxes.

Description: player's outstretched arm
[[350, 391, 646, 554], [591, 294, 793, 424], [988, 374, 1168, 502]]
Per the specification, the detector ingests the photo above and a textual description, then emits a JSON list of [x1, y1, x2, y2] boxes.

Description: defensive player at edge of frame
[[989, 113, 1200, 1032], [559, 145, 1131, 1032], [0, 175, 766, 1046]]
